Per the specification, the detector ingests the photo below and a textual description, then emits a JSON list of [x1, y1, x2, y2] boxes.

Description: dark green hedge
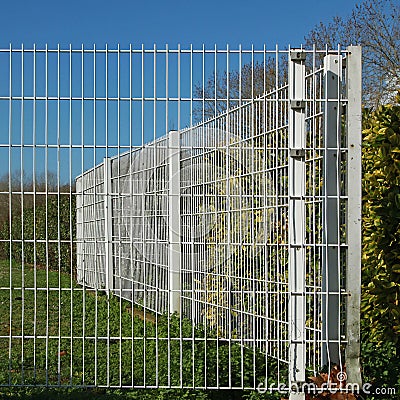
[[361, 95, 400, 344], [0, 194, 75, 273], [360, 95, 400, 397]]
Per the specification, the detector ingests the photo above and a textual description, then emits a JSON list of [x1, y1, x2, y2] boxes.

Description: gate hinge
[[290, 148, 305, 159], [290, 100, 306, 110], [290, 50, 306, 61]]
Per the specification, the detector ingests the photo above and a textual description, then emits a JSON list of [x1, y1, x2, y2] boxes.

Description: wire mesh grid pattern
[[179, 89, 290, 360], [0, 45, 361, 392]]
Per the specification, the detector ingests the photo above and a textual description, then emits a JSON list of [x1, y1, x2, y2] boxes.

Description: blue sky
[[0, 0, 359, 48]]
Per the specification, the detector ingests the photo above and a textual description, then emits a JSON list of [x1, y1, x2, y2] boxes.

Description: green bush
[[360, 95, 400, 398], [361, 94, 400, 344], [361, 329, 400, 398], [0, 194, 76, 273]]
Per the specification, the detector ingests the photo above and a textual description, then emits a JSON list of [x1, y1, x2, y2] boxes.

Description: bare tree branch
[[305, 0, 400, 107]]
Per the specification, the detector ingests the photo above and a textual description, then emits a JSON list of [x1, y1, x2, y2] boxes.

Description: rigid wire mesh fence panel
[[76, 162, 106, 289], [180, 82, 290, 366], [110, 137, 169, 313], [0, 45, 361, 392]]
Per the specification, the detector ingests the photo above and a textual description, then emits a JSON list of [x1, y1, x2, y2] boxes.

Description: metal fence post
[[104, 157, 114, 294], [345, 46, 362, 386], [169, 130, 181, 314], [321, 54, 343, 367], [288, 50, 306, 396], [76, 177, 83, 285]]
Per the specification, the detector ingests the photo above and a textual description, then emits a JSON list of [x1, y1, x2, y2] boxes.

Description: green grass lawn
[[0, 259, 274, 399], [0, 259, 143, 387]]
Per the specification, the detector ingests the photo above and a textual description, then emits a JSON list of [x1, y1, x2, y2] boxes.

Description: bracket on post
[[290, 148, 305, 159], [290, 50, 306, 61], [290, 100, 306, 110]]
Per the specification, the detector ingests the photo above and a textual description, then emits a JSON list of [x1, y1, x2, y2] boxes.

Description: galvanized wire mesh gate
[[0, 45, 361, 394]]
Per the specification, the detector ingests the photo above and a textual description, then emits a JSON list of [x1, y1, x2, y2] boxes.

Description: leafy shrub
[[361, 94, 400, 343], [361, 329, 400, 398], [0, 194, 76, 273]]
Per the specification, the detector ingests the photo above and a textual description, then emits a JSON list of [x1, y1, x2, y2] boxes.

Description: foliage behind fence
[[361, 93, 400, 343], [0, 194, 76, 273]]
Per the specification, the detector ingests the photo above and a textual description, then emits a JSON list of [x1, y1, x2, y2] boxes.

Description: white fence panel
[[0, 45, 361, 393]]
